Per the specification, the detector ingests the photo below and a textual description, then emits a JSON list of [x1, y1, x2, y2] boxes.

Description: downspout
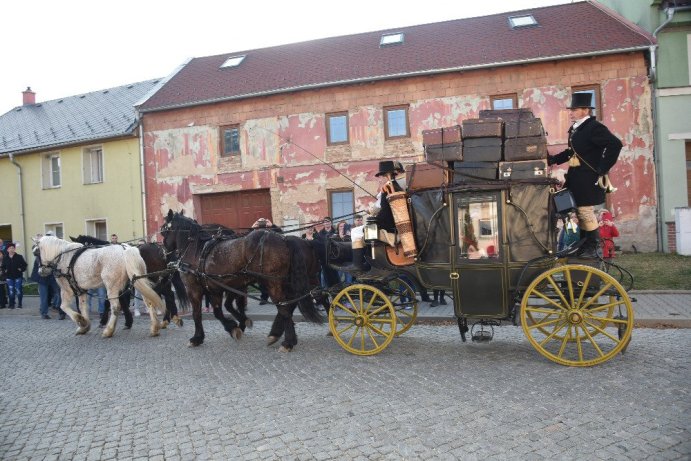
[[137, 118, 148, 241], [649, 5, 691, 251], [8, 153, 27, 261]]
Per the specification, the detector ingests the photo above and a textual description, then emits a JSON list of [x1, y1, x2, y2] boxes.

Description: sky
[[1, 0, 573, 115]]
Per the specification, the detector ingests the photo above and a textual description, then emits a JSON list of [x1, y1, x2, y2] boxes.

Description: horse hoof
[[246, 318, 254, 329], [278, 345, 293, 353], [231, 329, 243, 340], [160, 320, 169, 329], [173, 316, 183, 327], [150, 331, 160, 337], [267, 336, 280, 346], [188, 338, 203, 347], [102, 329, 114, 338]]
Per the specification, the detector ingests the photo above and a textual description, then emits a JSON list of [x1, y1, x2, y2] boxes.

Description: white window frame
[[42, 152, 61, 189], [85, 219, 108, 242], [83, 146, 104, 184], [44, 223, 64, 239]]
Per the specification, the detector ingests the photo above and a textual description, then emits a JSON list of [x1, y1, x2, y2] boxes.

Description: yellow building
[[0, 80, 161, 263]]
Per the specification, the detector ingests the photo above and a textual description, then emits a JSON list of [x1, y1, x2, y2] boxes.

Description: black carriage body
[[410, 179, 555, 319]]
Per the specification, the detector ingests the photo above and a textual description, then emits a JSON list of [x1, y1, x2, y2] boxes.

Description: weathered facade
[[140, 2, 657, 250]]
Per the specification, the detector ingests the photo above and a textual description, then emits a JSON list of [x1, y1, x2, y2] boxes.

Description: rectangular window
[[326, 112, 349, 145], [83, 146, 103, 184], [572, 85, 601, 119], [42, 153, 61, 188], [457, 193, 500, 260], [384, 105, 410, 139], [44, 223, 64, 239], [490, 94, 517, 110], [329, 190, 354, 225], [86, 219, 107, 242], [221, 125, 241, 156]]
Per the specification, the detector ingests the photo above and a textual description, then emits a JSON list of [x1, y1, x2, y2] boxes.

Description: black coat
[[1, 253, 27, 279], [377, 178, 403, 233], [548, 116, 622, 206]]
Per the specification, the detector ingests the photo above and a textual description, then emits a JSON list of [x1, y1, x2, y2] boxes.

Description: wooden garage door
[[198, 190, 272, 231]]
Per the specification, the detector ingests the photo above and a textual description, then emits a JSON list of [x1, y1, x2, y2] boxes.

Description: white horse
[[33, 235, 164, 337]]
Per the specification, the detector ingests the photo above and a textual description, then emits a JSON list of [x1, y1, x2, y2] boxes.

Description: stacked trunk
[[419, 108, 548, 188]]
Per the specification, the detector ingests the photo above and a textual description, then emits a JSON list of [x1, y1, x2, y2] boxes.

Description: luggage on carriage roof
[[503, 136, 548, 161], [451, 161, 498, 184], [462, 137, 503, 162], [504, 119, 545, 138], [422, 126, 463, 162], [498, 160, 547, 180], [479, 108, 535, 121], [405, 163, 448, 190], [461, 118, 503, 138]]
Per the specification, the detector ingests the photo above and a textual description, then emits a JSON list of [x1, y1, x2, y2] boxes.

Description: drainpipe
[[138, 120, 148, 242], [8, 153, 27, 262], [649, 4, 691, 252]]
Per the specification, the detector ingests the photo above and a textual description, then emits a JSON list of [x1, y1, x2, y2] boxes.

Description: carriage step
[[470, 320, 499, 342]]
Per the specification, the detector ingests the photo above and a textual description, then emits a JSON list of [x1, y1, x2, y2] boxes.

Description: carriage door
[[452, 191, 507, 318]]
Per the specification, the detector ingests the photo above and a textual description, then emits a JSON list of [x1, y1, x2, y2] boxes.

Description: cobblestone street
[[1, 316, 689, 460]]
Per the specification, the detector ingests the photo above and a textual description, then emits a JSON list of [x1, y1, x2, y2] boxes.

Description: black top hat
[[567, 92, 594, 109], [375, 160, 404, 177]]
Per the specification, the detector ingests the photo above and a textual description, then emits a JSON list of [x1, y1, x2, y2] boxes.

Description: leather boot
[[578, 229, 600, 259]]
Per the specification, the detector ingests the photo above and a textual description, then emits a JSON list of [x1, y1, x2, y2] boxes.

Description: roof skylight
[[508, 15, 538, 29], [221, 55, 246, 68], [380, 32, 404, 47]]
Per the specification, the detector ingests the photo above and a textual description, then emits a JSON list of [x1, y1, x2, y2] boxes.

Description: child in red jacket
[[598, 210, 619, 260]]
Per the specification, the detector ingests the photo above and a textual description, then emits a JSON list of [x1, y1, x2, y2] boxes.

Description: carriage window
[[457, 193, 500, 260], [83, 146, 103, 184], [221, 125, 241, 156], [384, 105, 410, 139], [326, 112, 349, 145], [42, 153, 61, 188]]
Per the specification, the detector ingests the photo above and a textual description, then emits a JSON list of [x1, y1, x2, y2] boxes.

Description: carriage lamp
[[364, 217, 379, 259]]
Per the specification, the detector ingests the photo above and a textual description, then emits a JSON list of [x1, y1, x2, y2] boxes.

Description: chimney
[[22, 87, 36, 105]]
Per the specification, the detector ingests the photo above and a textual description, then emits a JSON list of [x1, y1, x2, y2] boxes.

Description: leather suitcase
[[406, 163, 448, 190], [425, 142, 463, 162], [462, 137, 503, 162], [422, 125, 461, 145], [452, 161, 498, 184], [504, 136, 547, 161], [461, 118, 503, 138], [504, 118, 544, 138], [479, 108, 535, 122], [498, 160, 547, 180]]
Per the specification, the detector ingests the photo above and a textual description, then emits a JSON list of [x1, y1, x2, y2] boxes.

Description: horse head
[[34, 235, 74, 277], [161, 209, 201, 258]]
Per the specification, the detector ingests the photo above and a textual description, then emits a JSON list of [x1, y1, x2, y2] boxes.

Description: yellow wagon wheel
[[384, 277, 418, 336], [328, 283, 397, 356], [520, 264, 633, 367]]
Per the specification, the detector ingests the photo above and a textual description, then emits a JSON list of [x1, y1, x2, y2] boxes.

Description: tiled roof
[[140, 1, 654, 113], [0, 79, 162, 155]]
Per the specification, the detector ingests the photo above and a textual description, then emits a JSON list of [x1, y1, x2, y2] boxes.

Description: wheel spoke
[[583, 319, 621, 343], [365, 327, 381, 348], [343, 292, 359, 314], [525, 306, 565, 316], [547, 275, 572, 309], [585, 299, 626, 313], [368, 320, 394, 337], [580, 325, 606, 357], [580, 282, 613, 310], [529, 287, 569, 311], [584, 313, 629, 326], [527, 316, 563, 330], [563, 268, 576, 308], [575, 271, 593, 309], [538, 320, 568, 346], [556, 327, 571, 358], [335, 322, 356, 335], [576, 325, 584, 361]]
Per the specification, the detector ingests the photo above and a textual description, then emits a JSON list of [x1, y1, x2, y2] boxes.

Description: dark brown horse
[[161, 210, 322, 351]]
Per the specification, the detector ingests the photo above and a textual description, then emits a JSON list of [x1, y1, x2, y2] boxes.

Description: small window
[[86, 219, 107, 242], [384, 105, 410, 139], [572, 85, 601, 119], [457, 194, 500, 260], [221, 125, 241, 156], [42, 153, 61, 188], [490, 94, 518, 110], [329, 190, 354, 226], [380, 32, 404, 46], [221, 55, 246, 68], [326, 112, 349, 145], [83, 146, 103, 184], [44, 223, 64, 239], [508, 15, 538, 29]]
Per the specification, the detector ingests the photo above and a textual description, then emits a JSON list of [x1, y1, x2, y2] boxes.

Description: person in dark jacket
[[547, 93, 622, 258], [30, 246, 64, 319], [1, 243, 28, 309], [347, 160, 405, 270]]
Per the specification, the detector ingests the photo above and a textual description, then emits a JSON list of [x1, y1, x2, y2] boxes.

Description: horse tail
[[286, 237, 323, 324], [171, 270, 190, 311], [124, 247, 164, 310]]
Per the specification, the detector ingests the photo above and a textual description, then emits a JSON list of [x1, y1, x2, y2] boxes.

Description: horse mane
[[39, 235, 82, 262], [70, 234, 109, 246]]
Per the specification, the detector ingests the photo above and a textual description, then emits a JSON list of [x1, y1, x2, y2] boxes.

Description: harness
[[40, 245, 91, 296]]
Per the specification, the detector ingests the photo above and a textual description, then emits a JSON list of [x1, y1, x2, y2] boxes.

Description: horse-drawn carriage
[[323, 173, 634, 367]]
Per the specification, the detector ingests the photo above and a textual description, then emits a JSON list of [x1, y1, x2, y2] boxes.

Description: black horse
[[161, 210, 323, 351], [70, 235, 189, 328]]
